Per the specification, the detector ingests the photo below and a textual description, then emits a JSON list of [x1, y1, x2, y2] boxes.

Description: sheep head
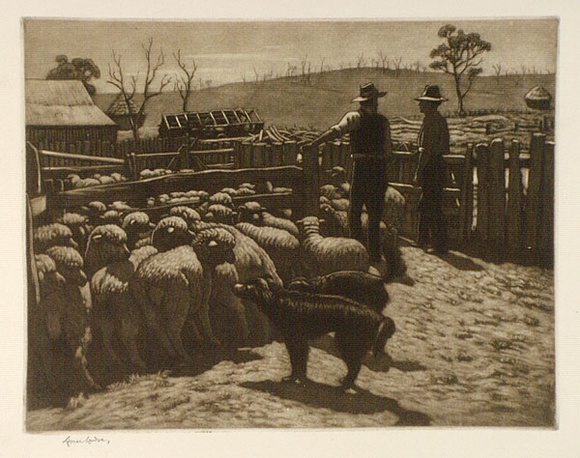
[[33, 223, 79, 253], [85, 225, 130, 276], [151, 216, 192, 252], [236, 201, 264, 224], [191, 227, 236, 267]]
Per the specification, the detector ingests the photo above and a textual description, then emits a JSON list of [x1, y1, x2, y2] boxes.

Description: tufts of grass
[[66, 392, 88, 410]]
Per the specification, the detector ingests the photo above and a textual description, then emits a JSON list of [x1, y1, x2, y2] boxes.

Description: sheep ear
[[208, 240, 218, 247], [149, 222, 156, 228], [167, 226, 175, 233], [129, 219, 136, 225], [92, 233, 102, 241], [319, 218, 326, 224]]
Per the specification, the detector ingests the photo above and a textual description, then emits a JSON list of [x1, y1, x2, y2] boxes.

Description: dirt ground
[[26, 245, 554, 430]]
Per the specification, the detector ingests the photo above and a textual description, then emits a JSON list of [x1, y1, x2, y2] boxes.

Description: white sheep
[[151, 216, 192, 252], [204, 204, 235, 225], [30, 248, 101, 407], [130, 244, 215, 368], [234, 222, 300, 284], [57, 212, 91, 254], [209, 191, 233, 208], [190, 221, 283, 345], [298, 216, 370, 278], [237, 201, 300, 238], [33, 223, 79, 254], [169, 206, 202, 227], [89, 245, 158, 373], [122, 211, 155, 250], [84, 225, 130, 279]]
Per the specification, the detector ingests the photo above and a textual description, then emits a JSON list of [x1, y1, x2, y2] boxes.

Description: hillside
[[93, 68, 556, 134]]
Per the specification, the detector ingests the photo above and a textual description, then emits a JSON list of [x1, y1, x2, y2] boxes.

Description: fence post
[[458, 143, 474, 243], [488, 139, 507, 257], [525, 133, 546, 261], [538, 141, 555, 268], [475, 143, 489, 245], [506, 140, 524, 258], [282, 141, 297, 165], [302, 145, 320, 217], [272, 142, 283, 167]]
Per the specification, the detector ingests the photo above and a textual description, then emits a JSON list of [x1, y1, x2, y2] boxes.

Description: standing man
[[307, 82, 392, 264], [412, 85, 449, 255]]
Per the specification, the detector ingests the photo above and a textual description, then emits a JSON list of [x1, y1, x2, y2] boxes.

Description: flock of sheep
[[28, 166, 406, 408]]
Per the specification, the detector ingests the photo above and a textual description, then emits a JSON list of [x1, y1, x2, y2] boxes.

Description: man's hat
[[415, 85, 447, 102], [351, 82, 387, 102]]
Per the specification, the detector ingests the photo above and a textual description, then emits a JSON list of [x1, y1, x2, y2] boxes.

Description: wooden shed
[[105, 92, 145, 131], [25, 80, 118, 145]]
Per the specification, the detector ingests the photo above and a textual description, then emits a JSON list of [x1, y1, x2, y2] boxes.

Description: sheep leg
[[196, 277, 221, 346], [120, 316, 147, 372], [99, 321, 123, 368], [282, 334, 309, 384], [139, 287, 178, 362]]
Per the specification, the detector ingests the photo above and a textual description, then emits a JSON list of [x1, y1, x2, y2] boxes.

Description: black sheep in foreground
[[287, 270, 389, 314], [233, 277, 395, 390]]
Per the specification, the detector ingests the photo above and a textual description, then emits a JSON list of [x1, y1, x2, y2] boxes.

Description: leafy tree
[[429, 24, 492, 116], [46, 55, 101, 95]]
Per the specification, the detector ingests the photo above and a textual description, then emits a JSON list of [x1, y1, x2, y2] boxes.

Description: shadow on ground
[[240, 379, 431, 426]]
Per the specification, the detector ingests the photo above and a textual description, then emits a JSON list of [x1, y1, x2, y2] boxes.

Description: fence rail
[[28, 131, 554, 267]]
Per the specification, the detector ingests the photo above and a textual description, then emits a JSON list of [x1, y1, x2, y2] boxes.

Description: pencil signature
[[62, 435, 111, 447]]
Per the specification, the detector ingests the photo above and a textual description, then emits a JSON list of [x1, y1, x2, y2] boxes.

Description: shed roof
[[106, 92, 140, 116], [26, 80, 116, 127]]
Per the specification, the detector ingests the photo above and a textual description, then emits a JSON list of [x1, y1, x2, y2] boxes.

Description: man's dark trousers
[[349, 157, 386, 262]]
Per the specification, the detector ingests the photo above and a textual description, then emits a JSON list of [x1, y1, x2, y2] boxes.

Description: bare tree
[[173, 49, 198, 112], [492, 63, 502, 86], [107, 38, 171, 150], [392, 56, 403, 76], [377, 51, 389, 73], [357, 53, 366, 69]]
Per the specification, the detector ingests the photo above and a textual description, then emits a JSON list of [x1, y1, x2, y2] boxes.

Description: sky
[[23, 19, 558, 94]]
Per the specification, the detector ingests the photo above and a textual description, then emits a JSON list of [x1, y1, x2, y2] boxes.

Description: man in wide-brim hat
[[307, 82, 393, 264], [412, 85, 449, 255]]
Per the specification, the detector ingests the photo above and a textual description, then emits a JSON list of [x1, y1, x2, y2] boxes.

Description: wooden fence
[[29, 132, 554, 267]]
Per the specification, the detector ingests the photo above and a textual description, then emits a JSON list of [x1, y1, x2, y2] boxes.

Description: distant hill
[[93, 68, 556, 134]]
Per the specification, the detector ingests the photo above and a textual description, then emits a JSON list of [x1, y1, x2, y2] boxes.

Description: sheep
[[320, 184, 343, 200], [319, 203, 349, 237], [130, 244, 215, 367], [329, 197, 350, 212], [98, 210, 122, 226], [169, 206, 201, 227], [122, 211, 155, 250], [189, 220, 283, 345], [89, 245, 158, 374], [208, 191, 233, 208], [57, 212, 91, 254], [234, 222, 300, 284], [33, 223, 79, 254], [151, 216, 192, 252], [81, 201, 107, 226], [287, 270, 390, 315], [382, 185, 406, 233], [203, 204, 235, 225], [190, 227, 249, 347], [109, 201, 133, 213], [297, 216, 370, 278], [237, 201, 300, 238], [29, 248, 101, 407], [84, 225, 130, 279], [330, 166, 351, 197]]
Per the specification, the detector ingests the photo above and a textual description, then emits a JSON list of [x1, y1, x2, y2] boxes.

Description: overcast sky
[[23, 18, 558, 93]]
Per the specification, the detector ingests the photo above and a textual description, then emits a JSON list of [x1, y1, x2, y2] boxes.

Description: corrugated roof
[[25, 80, 116, 127]]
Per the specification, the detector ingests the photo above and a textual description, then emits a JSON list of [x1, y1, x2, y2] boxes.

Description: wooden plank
[[271, 142, 283, 167], [320, 143, 331, 171], [538, 141, 555, 267], [39, 149, 125, 165], [506, 140, 524, 256], [302, 145, 320, 217], [525, 133, 546, 255], [458, 144, 474, 242], [488, 139, 507, 254], [282, 141, 297, 165], [475, 143, 489, 242]]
